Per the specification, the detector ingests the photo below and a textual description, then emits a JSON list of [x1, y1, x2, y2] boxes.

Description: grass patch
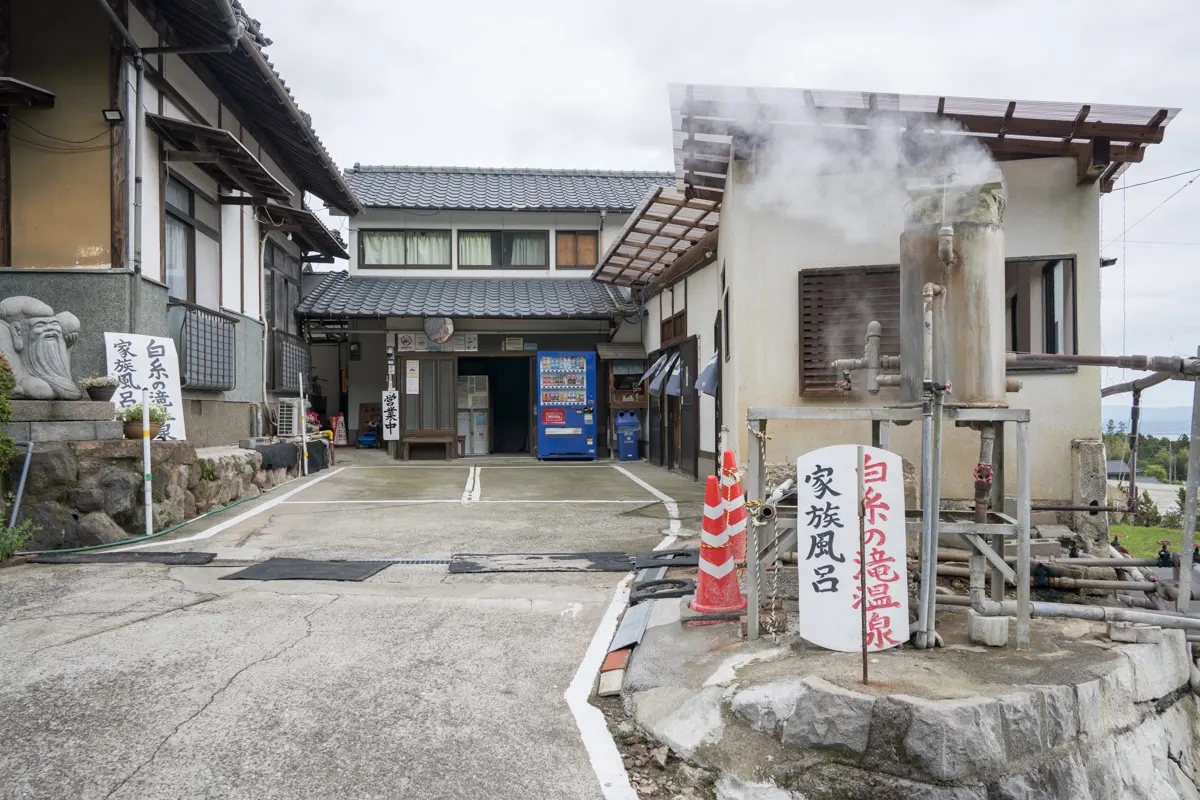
[[1110, 523, 1184, 558]]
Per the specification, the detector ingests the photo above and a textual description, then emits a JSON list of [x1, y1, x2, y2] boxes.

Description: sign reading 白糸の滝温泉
[[795, 445, 907, 653], [104, 332, 186, 440], [381, 390, 400, 441]]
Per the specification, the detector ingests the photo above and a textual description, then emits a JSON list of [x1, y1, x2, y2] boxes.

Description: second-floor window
[[360, 230, 451, 268], [263, 240, 300, 335], [458, 231, 548, 268], [164, 176, 220, 305], [555, 231, 599, 269]]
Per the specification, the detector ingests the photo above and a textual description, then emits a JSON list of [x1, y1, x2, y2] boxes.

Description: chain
[[746, 421, 782, 641]]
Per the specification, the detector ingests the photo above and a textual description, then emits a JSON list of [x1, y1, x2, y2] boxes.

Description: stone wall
[[7, 440, 298, 550]]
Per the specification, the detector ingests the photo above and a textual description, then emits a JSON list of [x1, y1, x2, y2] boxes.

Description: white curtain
[[509, 232, 546, 266], [459, 232, 493, 266], [363, 231, 405, 265], [164, 215, 189, 298], [407, 231, 450, 265]]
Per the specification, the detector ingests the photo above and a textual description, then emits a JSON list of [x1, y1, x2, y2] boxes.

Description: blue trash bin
[[615, 411, 640, 462]]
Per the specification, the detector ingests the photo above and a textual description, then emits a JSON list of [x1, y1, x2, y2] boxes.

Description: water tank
[[899, 179, 1007, 407]]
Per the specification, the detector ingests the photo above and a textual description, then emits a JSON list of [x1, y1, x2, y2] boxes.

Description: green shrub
[[1134, 490, 1162, 527], [0, 356, 14, 469], [0, 519, 36, 559], [1144, 464, 1169, 483], [199, 458, 217, 481], [116, 404, 170, 425]]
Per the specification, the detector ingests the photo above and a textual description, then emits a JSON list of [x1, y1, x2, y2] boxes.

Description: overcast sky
[[250, 0, 1200, 407]]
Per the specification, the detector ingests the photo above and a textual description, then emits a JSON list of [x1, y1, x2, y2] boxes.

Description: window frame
[[457, 230, 550, 270], [660, 310, 687, 347], [1006, 255, 1078, 371], [555, 230, 600, 270], [263, 239, 302, 336], [163, 174, 219, 303], [358, 229, 453, 269]]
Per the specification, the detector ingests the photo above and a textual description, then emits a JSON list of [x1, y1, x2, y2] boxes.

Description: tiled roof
[[343, 166, 674, 212], [298, 272, 635, 319]]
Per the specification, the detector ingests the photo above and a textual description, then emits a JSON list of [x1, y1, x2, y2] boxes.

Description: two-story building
[[299, 166, 671, 459], [0, 0, 357, 446]]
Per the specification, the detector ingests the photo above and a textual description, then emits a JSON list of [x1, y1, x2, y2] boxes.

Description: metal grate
[[175, 304, 236, 391], [272, 329, 310, 394], [357, 558, 453, 565]]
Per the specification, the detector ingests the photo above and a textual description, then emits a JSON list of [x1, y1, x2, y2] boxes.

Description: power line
[[11, 117, 111, 145], [1111, 167, 1200, 191], [9, 133, 110, 154], [1102, 173, 1200, 250]]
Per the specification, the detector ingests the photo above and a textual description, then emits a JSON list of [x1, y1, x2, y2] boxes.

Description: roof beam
[[1061, 104, 1090, 152], [1077, 137, 1111, 184]]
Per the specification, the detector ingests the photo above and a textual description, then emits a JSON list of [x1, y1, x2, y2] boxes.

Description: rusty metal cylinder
[[900, 181, 1008, 406]]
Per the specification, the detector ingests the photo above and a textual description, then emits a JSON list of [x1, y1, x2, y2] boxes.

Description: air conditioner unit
[[276, 398, 304, 437]]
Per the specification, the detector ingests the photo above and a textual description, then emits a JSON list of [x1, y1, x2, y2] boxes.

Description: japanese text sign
[[796, 445, 907, 653], [104, 332, 187, 440], [381, 390, 400, 441]]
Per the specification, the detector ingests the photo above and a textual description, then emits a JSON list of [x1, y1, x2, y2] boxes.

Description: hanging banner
[[104, 332, 187, 440], [381, 390, 400, 441], [795, 444, 907, 653], [333, 414, 348, 446], [405, 360, 420, 394]]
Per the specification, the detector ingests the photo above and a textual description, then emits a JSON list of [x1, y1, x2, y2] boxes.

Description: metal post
[[1016, 420, 1032, 647], [1128, 388, 1142, 522], [299, 372, 309, 477], [916, 406, 934, 648], [990, 422, 1006, 602], [1177, 346, 1200, 613], [924, 391, 945, 645], [746, 419, 766, 640], [142, 387, 153, 537], [8, 441, 33, 528]]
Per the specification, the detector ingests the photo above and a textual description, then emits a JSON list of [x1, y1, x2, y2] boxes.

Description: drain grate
[[360, 557, 453, 565]]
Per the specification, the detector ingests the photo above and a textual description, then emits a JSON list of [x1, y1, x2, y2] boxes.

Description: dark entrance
[[647, 338, 699, 478], [458, 356, 532, 454]]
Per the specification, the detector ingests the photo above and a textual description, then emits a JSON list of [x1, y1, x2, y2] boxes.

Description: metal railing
[[271, 329, 309, 394], [169, 301, 237, 392]]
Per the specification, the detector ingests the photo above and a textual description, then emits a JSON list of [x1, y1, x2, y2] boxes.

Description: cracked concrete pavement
[[0, 452, 704, 799]]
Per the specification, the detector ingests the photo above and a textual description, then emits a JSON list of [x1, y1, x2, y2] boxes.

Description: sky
[[246, 0, 1200, 407]]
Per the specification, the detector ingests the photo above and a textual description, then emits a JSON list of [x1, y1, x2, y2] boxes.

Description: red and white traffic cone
[[721, 449, 748, 562], [689, 474, 747, 620]]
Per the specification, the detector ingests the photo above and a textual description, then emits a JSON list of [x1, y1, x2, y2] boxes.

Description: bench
[[401, 435, 455, 461]]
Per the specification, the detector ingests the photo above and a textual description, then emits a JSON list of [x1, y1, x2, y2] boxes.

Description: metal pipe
[[1101, 371, 1174, 398], [875, 374, 902, 387], [299, 372, 309, 476], [1179, 353, 1200, 613], [1007, 352, 1199, 374], [926, 363, 946, 647], [1015, 420, 1032, 647], [766, 479, 793, 506], [94, 0, 139, 50], [915, 397, 934, 649], [1129, 388, 1142, 518], [1005, 377, 1023, 393], [948, 594, 1200, 631], [7, 441, 32, 528], [1031, 503, 1124, 513], [865, 321, 881, 394]]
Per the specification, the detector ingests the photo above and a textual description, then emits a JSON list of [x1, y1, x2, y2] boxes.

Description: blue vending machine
[[537, 351, 597, 460]]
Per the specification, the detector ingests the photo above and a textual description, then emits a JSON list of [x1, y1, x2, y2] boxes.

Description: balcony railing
[[271, 329, 309, 395], [168, 301, 237, 392]]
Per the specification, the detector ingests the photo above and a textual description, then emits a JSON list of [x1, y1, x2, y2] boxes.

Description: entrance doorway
[[457, 357, 532, 455]]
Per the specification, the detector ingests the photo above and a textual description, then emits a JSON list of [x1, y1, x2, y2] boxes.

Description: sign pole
[[857, 444, 868, 686]]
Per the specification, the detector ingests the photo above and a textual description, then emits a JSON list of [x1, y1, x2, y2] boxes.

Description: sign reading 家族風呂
[[795, 445, 907, 653], [104, 332, 187, 440], [381, 390, 400, 441]]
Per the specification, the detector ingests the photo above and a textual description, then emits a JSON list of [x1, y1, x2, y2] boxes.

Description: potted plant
[[78, 375, 118, 402], [117, 403, 169, 440]]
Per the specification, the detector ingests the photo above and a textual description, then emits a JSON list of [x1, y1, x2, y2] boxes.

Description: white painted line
[[282, 499, 463, 505], [111, 467, 347, 551], [471, 465, 482, 502], [279, 499, 662, 505], [611, 465, 680, 535], [565, 574, 638, 800], [460, 466, 478, 504]]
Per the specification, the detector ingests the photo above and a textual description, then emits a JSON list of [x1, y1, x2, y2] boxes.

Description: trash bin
[[615, 411, 640, 462]]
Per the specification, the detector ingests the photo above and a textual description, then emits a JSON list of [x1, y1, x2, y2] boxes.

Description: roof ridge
[[345, 165, 674, 178]]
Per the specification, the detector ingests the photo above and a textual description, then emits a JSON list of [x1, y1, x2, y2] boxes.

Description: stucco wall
[[9, 0, 113, 268], [719, 156, 1101, 501]]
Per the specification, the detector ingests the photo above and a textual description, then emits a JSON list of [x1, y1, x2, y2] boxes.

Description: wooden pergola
[[591, 186, 719, 287]]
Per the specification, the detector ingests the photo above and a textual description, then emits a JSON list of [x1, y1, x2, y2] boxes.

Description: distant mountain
[[1103, 405, 1192, 438]]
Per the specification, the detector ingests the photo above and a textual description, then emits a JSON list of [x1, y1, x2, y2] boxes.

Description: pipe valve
[[937, 224, 954, 266]]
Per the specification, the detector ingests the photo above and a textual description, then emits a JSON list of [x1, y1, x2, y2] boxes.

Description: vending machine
[[537, 351, 597, 460]]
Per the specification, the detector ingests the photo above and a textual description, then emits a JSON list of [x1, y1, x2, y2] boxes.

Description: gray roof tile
[[343, 166, 673, 212], [298, 273, 635, 319]]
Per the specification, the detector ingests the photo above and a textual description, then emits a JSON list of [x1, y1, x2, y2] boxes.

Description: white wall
[[349, 209, 610, 278], [719, 155, 1101, 501]]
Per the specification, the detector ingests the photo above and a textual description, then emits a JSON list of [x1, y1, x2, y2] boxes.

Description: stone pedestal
[[3, 400, 121, 442]]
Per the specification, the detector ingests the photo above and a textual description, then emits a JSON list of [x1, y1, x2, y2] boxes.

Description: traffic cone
[[721, 449, 748, 562], [689, 475, 747, 618]]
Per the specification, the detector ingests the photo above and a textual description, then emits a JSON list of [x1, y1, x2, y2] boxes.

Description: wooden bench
[[401, 435, 455, 461]]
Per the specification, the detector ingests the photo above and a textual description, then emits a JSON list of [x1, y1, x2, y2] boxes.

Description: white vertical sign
[[795, 444, 907, 653], [405, 360, 420, 394], [104, 332, 187, 440], [381, 390, 400, 441]]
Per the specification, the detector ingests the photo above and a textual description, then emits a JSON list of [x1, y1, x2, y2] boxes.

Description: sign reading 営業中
[[104, 332, 187, 440], [381, 390, 400, 441], [795, 445, 906, 653]]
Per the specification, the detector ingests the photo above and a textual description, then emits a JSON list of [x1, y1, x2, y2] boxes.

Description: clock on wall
[[423, 317, 455, 344]]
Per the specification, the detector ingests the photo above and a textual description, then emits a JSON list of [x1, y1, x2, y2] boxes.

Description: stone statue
[[0, 296, 82, 400]]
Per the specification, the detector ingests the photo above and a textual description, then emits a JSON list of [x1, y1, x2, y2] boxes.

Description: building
[[595, 84, 1178, 504], [0, 0, 356, 446], [300, 166, 672, 458]]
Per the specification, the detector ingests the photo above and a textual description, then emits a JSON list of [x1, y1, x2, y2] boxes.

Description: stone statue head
[[0, 296, 82, 400]]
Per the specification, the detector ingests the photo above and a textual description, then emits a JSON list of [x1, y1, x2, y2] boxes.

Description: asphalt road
[[0, 451, 704, 800]]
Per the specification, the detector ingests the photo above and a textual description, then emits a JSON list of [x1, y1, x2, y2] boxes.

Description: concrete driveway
[[0, 452, 705, 800]]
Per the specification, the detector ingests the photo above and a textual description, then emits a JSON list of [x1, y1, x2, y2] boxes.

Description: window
[[163, 176, 219, 305], [360, 230, 451, 268], [660, 310, 686, 345], [799, 266, 901, 396], [458, 230, 548, 268], [555, 231, 599, 269], [263, 240, 301, 336], [1006, 257, 1076, 361]]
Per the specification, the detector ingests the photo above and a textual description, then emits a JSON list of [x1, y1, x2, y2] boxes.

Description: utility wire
[[9, 133, 110, 154], [11, 116, 111, 145], [1110, 167, 1200, 191], [1103, 173, 1200, 250]]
